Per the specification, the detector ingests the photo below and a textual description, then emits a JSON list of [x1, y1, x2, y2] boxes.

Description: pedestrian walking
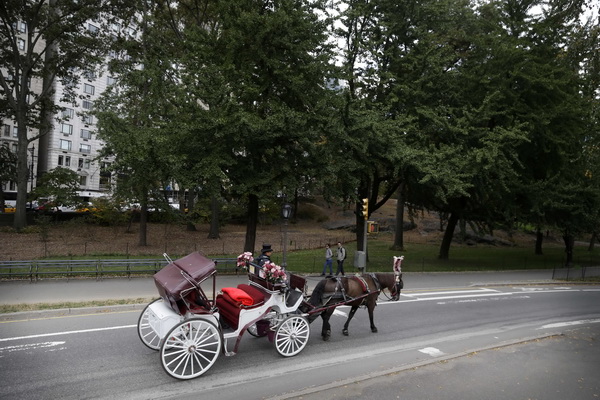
[[336, 241, 346, 276], [321, 244, 333, 276]]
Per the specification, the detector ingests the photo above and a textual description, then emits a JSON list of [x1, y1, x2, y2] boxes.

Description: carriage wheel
[[274, 315, 310, 357], [160, 318, 222, 380], [247, 323, 267, 337], [137, 298, 162, 350]]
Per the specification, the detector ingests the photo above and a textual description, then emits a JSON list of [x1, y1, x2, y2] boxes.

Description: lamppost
[[281, 203, 292, 268], [28, 145, 35, 209]]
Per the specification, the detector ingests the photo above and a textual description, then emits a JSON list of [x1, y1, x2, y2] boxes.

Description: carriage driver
[[255, 243, 273, 267], [253, 243, 273, 279]]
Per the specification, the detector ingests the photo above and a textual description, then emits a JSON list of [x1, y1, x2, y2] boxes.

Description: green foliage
[[30, 167, 81, 208], [0, 0, 135, 230], [86, 197, 128, 226]]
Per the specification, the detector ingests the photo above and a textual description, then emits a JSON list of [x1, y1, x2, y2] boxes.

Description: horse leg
[[321, 309, 333, 341], [368, 300, 378, 333], [342, 306, 359, 336]]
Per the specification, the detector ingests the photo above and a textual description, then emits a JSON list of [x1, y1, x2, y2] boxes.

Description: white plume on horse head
[[393, 256, 404, 274]]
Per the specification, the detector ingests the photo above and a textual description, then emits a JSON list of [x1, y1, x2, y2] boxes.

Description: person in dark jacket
[[255, 243, 273, 267]]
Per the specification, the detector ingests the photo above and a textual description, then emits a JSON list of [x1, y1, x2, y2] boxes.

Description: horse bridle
[[390, 273, 403, 301], [375, 273, 402, 301]]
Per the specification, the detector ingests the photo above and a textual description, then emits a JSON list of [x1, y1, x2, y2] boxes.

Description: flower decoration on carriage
[[263, 261, 287, 284], [393, 256, 404, 276], [236, 252, 254, 269]]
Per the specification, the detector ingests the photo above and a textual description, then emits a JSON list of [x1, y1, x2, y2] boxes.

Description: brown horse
[[306, 272, 403, 341]]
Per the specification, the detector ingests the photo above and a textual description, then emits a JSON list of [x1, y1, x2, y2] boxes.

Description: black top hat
[[261, 244, 273, 253]]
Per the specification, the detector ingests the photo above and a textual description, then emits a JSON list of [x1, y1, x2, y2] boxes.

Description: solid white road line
[[0, 324, 136, 342]]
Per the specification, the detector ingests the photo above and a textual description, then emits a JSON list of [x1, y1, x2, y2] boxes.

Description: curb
[[0, 303, 148, 322]]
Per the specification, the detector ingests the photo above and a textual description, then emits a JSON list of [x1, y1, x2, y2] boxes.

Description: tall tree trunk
[[356, 207, 366, 251], [535, 226, 544, 255], [244, 194, 259, 253], [138, 193, 148, 246], [563, 232, 574, 267], [439, 212, 459, 260], [185, 190, 196, 231], [459, 219, 467, 243], [588, 231, 597, 251], [208, 194, 220, 239], [392, 182, 405, 250]]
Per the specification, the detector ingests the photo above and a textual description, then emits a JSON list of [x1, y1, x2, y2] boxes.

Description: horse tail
[[309, 279, 327, 306]]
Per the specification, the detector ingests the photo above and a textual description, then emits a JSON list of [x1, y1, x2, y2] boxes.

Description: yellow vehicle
[[76, 202, 99, 213], [2, 201, 16, 213]]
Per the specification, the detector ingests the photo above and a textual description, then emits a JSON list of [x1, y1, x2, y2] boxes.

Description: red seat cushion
[[237, 284, 268, 305], [216, 284, 270, 330], [216, 294, 241, 329], [222, 287, 254, 306]]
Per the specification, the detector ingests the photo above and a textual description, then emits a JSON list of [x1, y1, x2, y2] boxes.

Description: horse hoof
[[371, 327, 378, 333], [342, 329, 349, 336], [322, 335, 330, 341]]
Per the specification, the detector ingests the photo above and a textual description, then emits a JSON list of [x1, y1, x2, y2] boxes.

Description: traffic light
[[360, 198, 369, 220]]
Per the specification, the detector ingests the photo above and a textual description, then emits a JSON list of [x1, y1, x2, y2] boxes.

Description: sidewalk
[[0, 269, 558, 306]]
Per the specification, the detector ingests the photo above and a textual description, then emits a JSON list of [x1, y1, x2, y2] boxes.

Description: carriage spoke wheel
[[247, 323, 267, 337], [137, 298, 163, 350], [160, 318, 222, 380], [274, 315, 310, 357]]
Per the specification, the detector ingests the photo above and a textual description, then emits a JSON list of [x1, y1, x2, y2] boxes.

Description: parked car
[[2, 200, 16, 213]]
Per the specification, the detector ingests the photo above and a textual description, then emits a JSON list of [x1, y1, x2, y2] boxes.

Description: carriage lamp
[[281, 203, 292, 267]]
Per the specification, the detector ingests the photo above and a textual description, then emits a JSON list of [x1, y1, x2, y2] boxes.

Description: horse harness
[[322, 274, 381, 307]]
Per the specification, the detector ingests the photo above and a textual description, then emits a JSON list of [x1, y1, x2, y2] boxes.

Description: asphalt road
[[0, 274, 599, 400], [284, 324, 600, 400]]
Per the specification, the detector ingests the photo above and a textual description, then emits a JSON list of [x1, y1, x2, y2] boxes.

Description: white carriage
[[137, 252, 309, 380]]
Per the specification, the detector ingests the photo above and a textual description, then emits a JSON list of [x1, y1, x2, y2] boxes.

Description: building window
[[79, 175, 87, 186], [78, 158, 90, 169], [60, 139, 72, 151], [83, 84, 95, 95], [88, 24, 98, 34], [82, 100, 93, 110], [62, 108, 74, 119], [12, 143, 17, 153], [79, 143, 91, 154], [3, 125, 9, 137], [82, 114, 94, 125], [83, 70, 96, 80], [61, 123, 73, 135], [17, 38, 25, 50], [100, 166, 111, 189], [59, 155, 71, 166], [18, 21, 27, 33], [12, 126, 17, 137], [107, 76, 116, 85], [80, 129, 92, 139]]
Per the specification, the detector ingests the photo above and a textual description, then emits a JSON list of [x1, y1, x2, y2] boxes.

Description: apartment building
[[2, 19, 115, 204], [1, 19, 41, 202], [36, 60, 114, 202]]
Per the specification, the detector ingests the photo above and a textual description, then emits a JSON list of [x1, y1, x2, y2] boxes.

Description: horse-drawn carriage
[[137, 252, 403, 380]]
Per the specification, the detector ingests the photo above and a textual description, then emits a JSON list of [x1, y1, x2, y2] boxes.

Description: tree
[[30, 166, 80, 209], [176, 0, 335, 253], [496, 0, 598, 262], [329, 0, 421, 254], [0, 0, 124, 230], [95, 1, 179, 246]]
